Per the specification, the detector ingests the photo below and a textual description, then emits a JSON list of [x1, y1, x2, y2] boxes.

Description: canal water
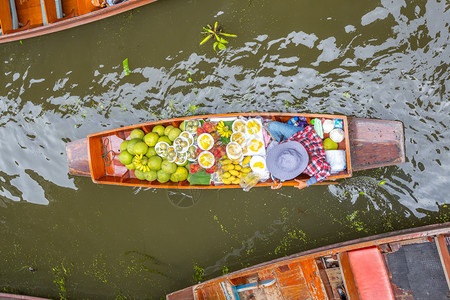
[[0, 0, 448, 298]]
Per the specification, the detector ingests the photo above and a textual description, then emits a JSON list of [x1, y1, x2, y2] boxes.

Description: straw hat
[[266, 141, 309, 181]]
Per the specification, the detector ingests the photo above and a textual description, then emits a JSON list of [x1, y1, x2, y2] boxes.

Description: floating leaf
[[343, 92, 350, 98], [188, 78, 192, 82], [200, 34, 212, 45], [359, 191, 365, 195], [19, 40, 22, 44], [379, 180, 386, 185], [213, 42, 218, 51], [218, 43, 226, 50], [123, 58, 130, 76], [221, 32, 237, 37]]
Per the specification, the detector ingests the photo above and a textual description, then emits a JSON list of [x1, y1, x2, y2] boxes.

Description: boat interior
[[168, 232, 450, 300], [86, 113, 352, 188], [0, 0, 103, 35]]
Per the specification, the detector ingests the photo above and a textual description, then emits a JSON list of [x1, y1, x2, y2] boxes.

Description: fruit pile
[[118, 125, 189, 184], [218, 156, 252, 185]]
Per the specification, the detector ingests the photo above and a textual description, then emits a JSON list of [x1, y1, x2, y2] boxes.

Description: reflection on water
[[0, 0, 449, 298]]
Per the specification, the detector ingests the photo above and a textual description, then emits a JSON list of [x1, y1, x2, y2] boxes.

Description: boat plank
[[42, 0, 58, 23], [166, 286, 194, 300], [15, 0, 44, 28], [338, 252, 360, 300], [273, 263, 310, 299], [435, 234, 450, 290], [299, 259, 328, 300], [0, 1, 14, 34], [348, 118, 405, 171]]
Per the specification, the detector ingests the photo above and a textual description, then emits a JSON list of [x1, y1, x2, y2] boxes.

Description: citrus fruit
[[118, 151, 133, 165], [127, 138, 141, 155], [143, 132, 159, 147], [157, 136, 172, 145], [125, 163, 135, 170], [161, 159, 177, 174], [134, 169, 146, 180], [144, 170, 157, 182], [130, 128, 145, 140], [172, 166, 188, 182], [120, 140, 129, 152], [152, 125, 165, 136], [157, 170, 170, 183], [179, 121, 186, 131], [134, 142, 149, 156], [323, 138, 338, 150], [148, 156, 162, 171], [168, 128, 182, 141], [145, 147, 157, 158], [164, 125, 175, 136]]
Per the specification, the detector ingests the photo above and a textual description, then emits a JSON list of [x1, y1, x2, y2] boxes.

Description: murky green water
[[0, 0, 449, 298]]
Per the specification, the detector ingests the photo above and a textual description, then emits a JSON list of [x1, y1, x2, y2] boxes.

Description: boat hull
[[166, 222, 450, 300], [65, 113, 405, 189], [0, 0, 158, 44]]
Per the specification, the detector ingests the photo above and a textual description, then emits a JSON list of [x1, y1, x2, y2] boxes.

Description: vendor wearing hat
[[266, 121, 331, 190]]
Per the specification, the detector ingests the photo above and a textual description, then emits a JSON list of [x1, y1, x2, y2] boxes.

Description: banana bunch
[[220, 158, 251, 185], [216, 121, 232, 138], [133, 154, 150, 172]]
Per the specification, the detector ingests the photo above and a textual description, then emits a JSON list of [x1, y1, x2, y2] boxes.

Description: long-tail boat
[[166, 222, 450, 300], [65, 113, 405, 189], [0, 0, 158, 44]]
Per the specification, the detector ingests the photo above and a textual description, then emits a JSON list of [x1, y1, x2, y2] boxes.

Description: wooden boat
[[65, 112, 405, 189], [0, 0, 158, 44], [166, 222, 450, 300], [0, 293, 50, 300]]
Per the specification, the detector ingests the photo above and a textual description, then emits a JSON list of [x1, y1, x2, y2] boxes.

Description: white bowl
[[198, 133, 214, 151], [330, 129, 345, 143], [250, 156, 268, 174], [198, 151, 215, 169], [232, 119, 247, 133]]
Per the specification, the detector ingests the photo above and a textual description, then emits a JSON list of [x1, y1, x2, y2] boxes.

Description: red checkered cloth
[[283, 126, 331, 182]]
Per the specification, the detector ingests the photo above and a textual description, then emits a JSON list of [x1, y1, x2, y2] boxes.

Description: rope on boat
[[102, 137, 115, 168]]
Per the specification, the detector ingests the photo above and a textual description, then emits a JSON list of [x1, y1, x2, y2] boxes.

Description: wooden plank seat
[[347, 246, 394, 300], [0, 0, 18, 34], [41, 0, 73, 24]]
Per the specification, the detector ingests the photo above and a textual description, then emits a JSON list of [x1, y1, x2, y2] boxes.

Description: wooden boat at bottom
[[65, 113, 405, 189], [166, 222, 450, 300]]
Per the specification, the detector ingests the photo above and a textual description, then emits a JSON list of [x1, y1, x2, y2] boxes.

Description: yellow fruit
[[222, 172, 231, 179], [222, 164, 234, 171], [253, 162, 265, 169], [222, 178, 231, 185], [234, 165, 242, 171], [229, 176, 237, 182], [242, 156, 251, 166], [232, 178, 241, 184], [229, 170, 240, 177], [242, 167, 251, 173], [221, 159, 232, 165]]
